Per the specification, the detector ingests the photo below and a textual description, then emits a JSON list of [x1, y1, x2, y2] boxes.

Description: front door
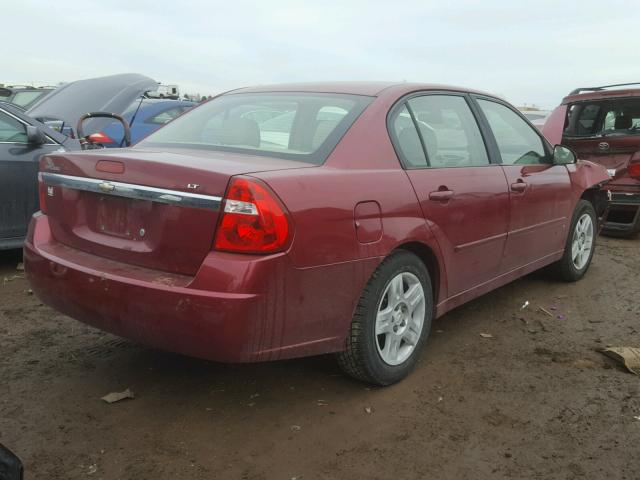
[[389, 93, 510, 296], [474, 98, 573, 272], [0, 108, 58, 247]]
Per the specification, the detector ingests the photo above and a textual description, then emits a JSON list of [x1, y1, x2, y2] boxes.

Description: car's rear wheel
[[552, 199, 597, 281], [337, 250, 432, 385]]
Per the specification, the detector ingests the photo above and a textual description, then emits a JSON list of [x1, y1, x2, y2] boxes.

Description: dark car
[[544, 82, 640, 237], [0, 86, 55, 111], [25, 82, 609, 385], [0, 101, 78, 249], [0, 74, 157, 249]]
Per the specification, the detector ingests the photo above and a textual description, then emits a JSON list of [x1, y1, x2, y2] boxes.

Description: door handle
[[510, 181, 528, 192], [429, 189, 454, 202]]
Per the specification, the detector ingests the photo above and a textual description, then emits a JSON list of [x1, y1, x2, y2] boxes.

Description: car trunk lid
[[26, 73, 157, 138], [40, 147, 313, 275]]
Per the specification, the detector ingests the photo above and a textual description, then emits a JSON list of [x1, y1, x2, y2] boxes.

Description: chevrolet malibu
[[24, 82, 610, 385]]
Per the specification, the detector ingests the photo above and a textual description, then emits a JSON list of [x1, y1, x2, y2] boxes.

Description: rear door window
[[390, 94, 489, 169], [390, 105, 428, 168], [406, 95, 489, 167], [478, 99, 548, 165]]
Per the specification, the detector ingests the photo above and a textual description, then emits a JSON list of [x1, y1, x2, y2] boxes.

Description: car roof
[[562, 88, 640, 105], [232, 81, 499, 99]]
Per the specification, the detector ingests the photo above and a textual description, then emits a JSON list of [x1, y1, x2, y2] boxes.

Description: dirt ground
[[1, 236, 639, 480]]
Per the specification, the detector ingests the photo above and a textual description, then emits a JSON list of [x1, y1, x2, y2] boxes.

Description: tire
[[552, 199, 597, 282], [337, 250, 433, 386]]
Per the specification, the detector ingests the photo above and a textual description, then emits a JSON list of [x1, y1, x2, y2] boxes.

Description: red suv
[[24, 83, 609, 385], [544, 83, 640, 237]]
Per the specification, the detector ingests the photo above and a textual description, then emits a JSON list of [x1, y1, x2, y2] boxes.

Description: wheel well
[[395, 242, 440, 304], [581, 188, 607, 217]]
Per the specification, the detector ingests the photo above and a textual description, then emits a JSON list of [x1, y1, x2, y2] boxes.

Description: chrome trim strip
[[40, 172, 222, 211]]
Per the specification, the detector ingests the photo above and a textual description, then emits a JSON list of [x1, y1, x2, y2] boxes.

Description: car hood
[[26, 73, 157, 135]]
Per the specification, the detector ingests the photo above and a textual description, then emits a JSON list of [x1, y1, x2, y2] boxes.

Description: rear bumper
[[0, 235, 24, 250], [24, 214, 367, 362], [603, 191, 640, 234]]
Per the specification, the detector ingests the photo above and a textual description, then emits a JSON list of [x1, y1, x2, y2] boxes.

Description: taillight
[[214, 177, 291, 253], [86, 132, 114, 144], [629, 162, 640, 180], [38, 172, 48, 214]]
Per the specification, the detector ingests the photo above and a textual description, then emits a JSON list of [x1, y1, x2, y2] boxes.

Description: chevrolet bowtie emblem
[[98, 181, 115, 193]]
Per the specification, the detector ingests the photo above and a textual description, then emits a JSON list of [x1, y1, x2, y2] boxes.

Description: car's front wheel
[[552, 199, 597, 281], [337, 250, 432, 385]]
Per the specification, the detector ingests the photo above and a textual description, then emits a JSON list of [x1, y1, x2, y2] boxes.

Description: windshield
[[11, 90, 48, 107], [138, 92, 372, 164]]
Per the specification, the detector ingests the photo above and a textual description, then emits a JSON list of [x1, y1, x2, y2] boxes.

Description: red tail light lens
[[87, 132, 114, 144], [214, 177, 291, 253], [629, 162, 640, 180], [38, 173, 48, 214]]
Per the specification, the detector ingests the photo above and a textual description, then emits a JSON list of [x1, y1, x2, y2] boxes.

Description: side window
[[407, 95, 489, 167], [0, 111, 28, 143], [391, 105, 428, 168], [478, 99, 548, 165], [11, 91, 45, 108]]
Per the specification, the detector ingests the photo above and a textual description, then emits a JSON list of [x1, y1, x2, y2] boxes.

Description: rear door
[[390, 92, 510, 296], [473, 97, 572, 272], [0, 107, 60, 246]]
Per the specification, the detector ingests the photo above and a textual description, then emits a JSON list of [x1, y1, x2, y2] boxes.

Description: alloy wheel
[[375, 272, 426, 366], [571, 213, 594, 270]]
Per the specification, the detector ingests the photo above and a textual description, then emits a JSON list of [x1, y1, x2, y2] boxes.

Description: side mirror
[[0, 87, 11, 98], [553, 144, 576, 165], [0, 444, 23, 480], [26, 125, 47, 145]]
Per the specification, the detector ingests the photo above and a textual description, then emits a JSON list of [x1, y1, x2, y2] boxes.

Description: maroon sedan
[[25, 82, 609, 385]]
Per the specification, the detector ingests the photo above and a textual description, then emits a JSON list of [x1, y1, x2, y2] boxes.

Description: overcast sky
[[3, 0, 639, 109]]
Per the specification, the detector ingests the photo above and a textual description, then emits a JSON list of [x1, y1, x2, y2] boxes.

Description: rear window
[[138, 92, 372, 164], [564, 98, 640, 137]]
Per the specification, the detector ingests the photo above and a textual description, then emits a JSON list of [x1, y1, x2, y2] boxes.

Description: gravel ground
[[1, 235, 639, 479]]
